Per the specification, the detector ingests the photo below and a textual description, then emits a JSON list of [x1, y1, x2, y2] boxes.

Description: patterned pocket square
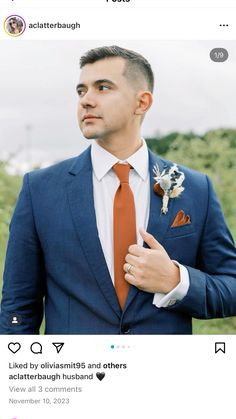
[[171, 210, 191, 228]]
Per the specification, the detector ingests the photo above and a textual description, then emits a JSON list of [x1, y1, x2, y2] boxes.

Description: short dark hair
[[80, 45, 154, 93]]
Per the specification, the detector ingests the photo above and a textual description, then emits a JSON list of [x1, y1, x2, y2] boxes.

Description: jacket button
[[121, 324, 130, 334]]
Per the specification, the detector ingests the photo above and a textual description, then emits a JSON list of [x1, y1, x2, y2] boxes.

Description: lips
[[82, 114, 100, 122]]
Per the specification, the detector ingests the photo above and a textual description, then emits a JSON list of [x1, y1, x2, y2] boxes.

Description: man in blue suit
[[1, 45, 236, 334]]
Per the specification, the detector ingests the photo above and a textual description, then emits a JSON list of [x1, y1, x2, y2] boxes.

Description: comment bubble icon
[[30, 342, 43, 354]]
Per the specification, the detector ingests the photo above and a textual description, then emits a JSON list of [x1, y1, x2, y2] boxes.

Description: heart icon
[[96, 372, 105, 381], [8, 342, 21, 354]]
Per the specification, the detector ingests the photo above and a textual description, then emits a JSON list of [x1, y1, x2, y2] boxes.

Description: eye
[[99, 85, 110, 91], [77, 89, 86, 97]]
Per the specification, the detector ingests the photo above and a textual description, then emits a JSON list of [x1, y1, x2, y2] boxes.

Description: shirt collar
[[91, 139, 149, 181]]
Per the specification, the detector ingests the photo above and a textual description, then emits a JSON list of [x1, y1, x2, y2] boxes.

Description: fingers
[[124, 272, 137, 286], [123, 262, 138, 276], [128, 244, 145, 256], [139, 228, 163, 250], [125, 253, 139, 265]]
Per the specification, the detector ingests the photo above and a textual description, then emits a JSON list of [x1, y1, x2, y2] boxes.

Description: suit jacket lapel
[[145, 150, 174, 245], [124, 150, 174, 311], [67, 147, 175, 315], [66, 147, 121, 318]]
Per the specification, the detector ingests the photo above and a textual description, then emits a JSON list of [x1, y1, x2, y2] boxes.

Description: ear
[[134, 91, 153, 116]]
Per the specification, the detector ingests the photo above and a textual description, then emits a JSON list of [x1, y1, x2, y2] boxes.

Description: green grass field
[[193, 317, 236, 334]]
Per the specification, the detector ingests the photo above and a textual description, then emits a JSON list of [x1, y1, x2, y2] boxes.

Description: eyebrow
[[76, 79, 116, 92]]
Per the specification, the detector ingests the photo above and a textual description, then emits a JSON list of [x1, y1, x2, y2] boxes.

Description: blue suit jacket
[[1, 147, 236, 334]]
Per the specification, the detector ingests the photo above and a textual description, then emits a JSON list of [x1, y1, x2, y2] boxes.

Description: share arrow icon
[[52, 342, 64, 353]]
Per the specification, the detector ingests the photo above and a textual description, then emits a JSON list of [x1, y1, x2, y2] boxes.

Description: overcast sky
[[0, 40, 235, 170]]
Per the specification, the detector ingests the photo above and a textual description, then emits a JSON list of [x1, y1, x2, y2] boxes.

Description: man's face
[[77, 57, 139, 141]]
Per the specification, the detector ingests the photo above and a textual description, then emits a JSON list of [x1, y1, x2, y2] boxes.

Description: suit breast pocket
[[163, 226, 198, 265], [165, 222, 196, 239]]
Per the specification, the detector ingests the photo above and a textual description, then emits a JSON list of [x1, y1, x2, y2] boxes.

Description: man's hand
[[123, 228, 180, 294]]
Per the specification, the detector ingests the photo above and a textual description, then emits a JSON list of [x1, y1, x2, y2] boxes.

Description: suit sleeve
[[0, 173, 46, 334], [166, 175, 236, 318]]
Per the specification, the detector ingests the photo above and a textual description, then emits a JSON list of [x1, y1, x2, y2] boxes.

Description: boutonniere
[[153, 163, 185, 214]]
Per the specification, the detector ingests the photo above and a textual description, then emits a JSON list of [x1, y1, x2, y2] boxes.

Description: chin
[[82, 130, 98, 139], [83, 134, 95, 140], [82, 128, 106, 140]]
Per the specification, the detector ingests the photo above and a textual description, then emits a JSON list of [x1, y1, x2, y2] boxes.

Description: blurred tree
[[147, 128, 236, 237], [0, 162, 21, 291]]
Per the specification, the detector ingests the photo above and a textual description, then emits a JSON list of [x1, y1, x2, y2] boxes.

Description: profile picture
[[4, 15, 26, 37]]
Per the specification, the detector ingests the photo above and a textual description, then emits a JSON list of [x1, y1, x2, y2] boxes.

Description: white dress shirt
[[91, 139, 189, 308]]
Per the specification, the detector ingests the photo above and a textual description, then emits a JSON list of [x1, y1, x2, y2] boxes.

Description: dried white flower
[[153, 163, 185, 214]]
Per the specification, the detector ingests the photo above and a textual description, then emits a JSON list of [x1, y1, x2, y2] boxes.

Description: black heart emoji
[[96, 372, 105, 381]]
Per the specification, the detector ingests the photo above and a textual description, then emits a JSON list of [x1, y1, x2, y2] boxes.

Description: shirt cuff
[[152, 261, 190, 308]]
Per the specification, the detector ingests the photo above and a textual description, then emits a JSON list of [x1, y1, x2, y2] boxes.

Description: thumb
[[139, 227, 163, 250]]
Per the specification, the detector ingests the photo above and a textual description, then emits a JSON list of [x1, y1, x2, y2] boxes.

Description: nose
[[79, 89, 96, 109]]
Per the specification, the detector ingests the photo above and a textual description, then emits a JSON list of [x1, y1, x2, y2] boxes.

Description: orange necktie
[[113, 163, 137, 310]]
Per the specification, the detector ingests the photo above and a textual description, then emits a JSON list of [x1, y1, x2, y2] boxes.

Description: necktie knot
[[112, 163, 131, 184]]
